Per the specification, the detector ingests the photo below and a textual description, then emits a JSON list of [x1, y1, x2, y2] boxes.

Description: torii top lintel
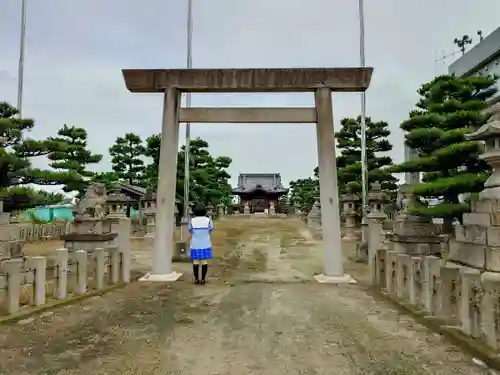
[[121, 67, 373, 93]]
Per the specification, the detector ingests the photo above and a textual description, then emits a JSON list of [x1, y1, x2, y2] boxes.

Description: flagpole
[[183, 0, 193, 219], [17, 0, 28, 119], [358, 0, 368, 216]]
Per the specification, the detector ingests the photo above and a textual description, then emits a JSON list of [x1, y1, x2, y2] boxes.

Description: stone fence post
[[109, 246, 120, 284], [116, 218, 131, 283], [74, 250, 88, 294], [2, 259, 23, 314], [27, 256, 46, 306], [368, 218, 382, 285], [94, 248, 106, 290], [54, 248, 68, 299]]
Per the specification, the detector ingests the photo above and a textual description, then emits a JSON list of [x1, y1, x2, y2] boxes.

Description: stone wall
[[367, 198, 500, 353], [0, 222, 71, 243], [371, 247, 500, 350], [369, 202, 500, 355], [368, 100, 500, 355]]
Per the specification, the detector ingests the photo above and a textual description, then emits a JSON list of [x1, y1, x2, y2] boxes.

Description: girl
[[188, 203, 214, 284]]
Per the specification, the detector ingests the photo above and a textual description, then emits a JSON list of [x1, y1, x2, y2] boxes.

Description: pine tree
[[391, 74, 498, 230], [288, 177, 318, 213], [47, 125, 102, 195], [91, 171, 120, 190], [144, 134, 161, 190], [0, 187, 65, 211], [193, 154, 232, 206], [143, 136, 232, 209], [0, 102, 66, 187], [109, 133, 146, 186], [313, 116, 397, 197], [0, 102, 70, 209]]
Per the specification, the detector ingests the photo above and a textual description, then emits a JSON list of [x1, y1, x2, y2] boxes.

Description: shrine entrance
[[251, 198, 267, 213], [232, 175, 288, 214], [121, 67, 372, 283]]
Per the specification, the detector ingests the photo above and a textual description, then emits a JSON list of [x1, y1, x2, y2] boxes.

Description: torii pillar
[[121, 67, 373, 283]]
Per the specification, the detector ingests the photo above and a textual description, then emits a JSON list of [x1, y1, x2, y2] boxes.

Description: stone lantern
[[142, 190, 157, 238], [307, 196, 322, 233], [206, 203, 214, 218], [341, 187, 360, 240], [366, 182, 388, 222], [217, 203, 225, 217], [466, 104, 500, 200], [174, 199, 190, 261], [178, 200, 192, 240], [106, 187, 132, 218], [142, 190, 157, 212], [293, 203, 302, 217]]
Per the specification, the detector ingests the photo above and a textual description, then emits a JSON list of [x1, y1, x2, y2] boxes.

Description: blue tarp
[[24, 205, 74, 222], [23, 205, 140, 222]]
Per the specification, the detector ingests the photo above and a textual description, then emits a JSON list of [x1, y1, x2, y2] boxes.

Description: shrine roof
[[117, 183, 147, 197], [232, 186, 289, 194], [122, 67, 373, 93], [232, 173, 288, 194]]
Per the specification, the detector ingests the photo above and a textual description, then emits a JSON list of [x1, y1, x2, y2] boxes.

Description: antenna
[[433, 49, 461, 75]]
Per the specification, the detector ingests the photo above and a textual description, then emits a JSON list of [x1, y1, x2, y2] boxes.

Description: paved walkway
[[0, 218, 491, 374]]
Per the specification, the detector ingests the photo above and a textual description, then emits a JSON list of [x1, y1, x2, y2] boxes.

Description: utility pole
[[183, 0, 193, 220], [17, 0, 28, 119], [358, 0, 368, 216]]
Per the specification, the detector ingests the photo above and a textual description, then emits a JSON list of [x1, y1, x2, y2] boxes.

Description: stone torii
[[121, 67, 373, 283]]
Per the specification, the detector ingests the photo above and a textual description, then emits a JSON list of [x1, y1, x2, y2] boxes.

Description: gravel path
[[0, 218, 491, 374]]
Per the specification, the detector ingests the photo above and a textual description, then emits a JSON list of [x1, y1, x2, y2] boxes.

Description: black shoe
[[193, 264, 200, 284], [201, 264, 208, 284]]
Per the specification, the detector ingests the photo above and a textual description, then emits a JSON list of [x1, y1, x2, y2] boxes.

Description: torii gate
[[121, 67, 373, 283]]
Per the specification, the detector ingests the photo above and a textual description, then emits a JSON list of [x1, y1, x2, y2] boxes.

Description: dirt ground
[[0, 217, 493, 374]]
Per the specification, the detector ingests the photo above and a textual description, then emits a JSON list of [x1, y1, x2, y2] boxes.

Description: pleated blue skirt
[[190, 247, 213, 260]]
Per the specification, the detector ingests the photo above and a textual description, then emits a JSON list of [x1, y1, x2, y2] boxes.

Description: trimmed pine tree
[[391, 74, 498, 231]]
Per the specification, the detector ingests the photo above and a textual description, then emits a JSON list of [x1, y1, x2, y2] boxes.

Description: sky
[[1, 0, 500, 193]]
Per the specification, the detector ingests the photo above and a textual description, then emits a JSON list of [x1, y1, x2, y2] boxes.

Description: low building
[[232, 173, 288, 213], [116, 183, 147, 202], [448, 26, 500, 104], [108, 184, 148, 217]]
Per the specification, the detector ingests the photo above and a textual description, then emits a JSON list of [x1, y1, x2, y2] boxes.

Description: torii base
[[139, 272, 183, 282], [314, 273, 356, 284]]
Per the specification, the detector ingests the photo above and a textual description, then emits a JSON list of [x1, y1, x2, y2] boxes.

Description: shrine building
[[232, 173, 288, 213]]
